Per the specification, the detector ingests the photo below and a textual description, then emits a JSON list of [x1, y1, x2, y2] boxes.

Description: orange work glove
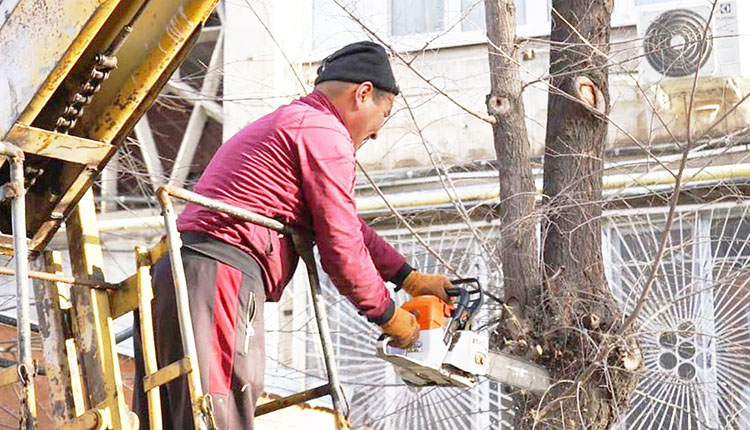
[[380, 307, 419, 348], [402, 271, 451, 302]]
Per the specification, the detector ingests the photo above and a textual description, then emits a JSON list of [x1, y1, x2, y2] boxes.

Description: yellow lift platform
[[0, 1, 351, 429]]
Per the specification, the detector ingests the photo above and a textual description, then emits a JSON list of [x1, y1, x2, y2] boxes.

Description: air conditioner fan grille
[[644, 9, 713, 78]]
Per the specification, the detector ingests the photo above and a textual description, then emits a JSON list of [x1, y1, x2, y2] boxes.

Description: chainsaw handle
[[446, 278, 484, 330], [450, 277, 481, 288], [375, 335, 390, 357], [445, 287, 469, 315]]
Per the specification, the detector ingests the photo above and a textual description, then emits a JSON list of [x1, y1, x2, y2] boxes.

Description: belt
[[180, 231, 262, 279]]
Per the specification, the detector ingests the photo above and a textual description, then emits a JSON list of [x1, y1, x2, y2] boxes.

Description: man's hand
[[402, 271, 451, 302], [380, 307, 419, 348]]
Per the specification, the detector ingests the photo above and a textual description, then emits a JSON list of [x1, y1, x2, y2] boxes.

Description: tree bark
[[484, 0, 540, 338], [543, 1, 611, 321], [536, 1, 638, 429]]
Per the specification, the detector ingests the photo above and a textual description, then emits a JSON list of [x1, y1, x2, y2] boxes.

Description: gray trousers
[[134, 250, 266, 429]]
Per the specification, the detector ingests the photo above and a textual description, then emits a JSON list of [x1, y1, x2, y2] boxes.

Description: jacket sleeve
[[296, 120, 393, 323], [359, 217, 411, 283]]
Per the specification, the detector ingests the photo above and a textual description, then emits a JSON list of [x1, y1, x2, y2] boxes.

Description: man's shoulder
[[230, 96, 351, 149], [234, 100, 330, 132]]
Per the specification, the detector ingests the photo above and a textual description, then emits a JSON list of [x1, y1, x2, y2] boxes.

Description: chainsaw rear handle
[[445, 287, 469, 320], [441, 278, 484, 345]]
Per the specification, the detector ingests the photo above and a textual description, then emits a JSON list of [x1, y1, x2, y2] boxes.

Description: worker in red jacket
[[134, 41, 451, 430]]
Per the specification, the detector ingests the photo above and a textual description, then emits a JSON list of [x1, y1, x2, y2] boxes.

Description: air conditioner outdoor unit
[[637, 0, 749, 86]]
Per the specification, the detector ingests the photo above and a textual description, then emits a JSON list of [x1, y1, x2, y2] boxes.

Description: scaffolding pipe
[[1, 142, 37, 429], [158, 185, 350, 428], [293, 234, 351, 430], [161, 185, 289, 233], [0, 266, 119, 290], [156, 188, 212, 430]]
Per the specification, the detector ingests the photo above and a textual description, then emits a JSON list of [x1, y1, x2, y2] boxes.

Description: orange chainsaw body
[[401, 296, 453, 330]]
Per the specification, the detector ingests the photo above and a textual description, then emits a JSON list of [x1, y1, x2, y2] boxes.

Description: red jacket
[[177, 91, 405, 320]]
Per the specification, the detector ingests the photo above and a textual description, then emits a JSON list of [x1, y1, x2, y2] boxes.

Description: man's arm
[[296, 122, 394, 323], [359, 218, 451, 302], [358, 217, 413, 286]]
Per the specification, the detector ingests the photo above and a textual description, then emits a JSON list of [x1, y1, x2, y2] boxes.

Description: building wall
[[223, 0, 750, 172]]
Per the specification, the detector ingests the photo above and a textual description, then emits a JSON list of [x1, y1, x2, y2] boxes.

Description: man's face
[[349, 84, 395, 149]]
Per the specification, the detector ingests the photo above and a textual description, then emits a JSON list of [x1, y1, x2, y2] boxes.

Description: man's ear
[[354, 81, 375, 106]]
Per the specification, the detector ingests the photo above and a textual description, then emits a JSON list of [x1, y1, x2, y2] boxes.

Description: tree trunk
[[536, 0, 639, 429], [484, 0, 540, 339], [543, 1, 611, 311]]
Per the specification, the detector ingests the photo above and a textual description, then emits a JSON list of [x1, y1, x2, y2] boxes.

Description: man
[[135, 41, 452, 429]]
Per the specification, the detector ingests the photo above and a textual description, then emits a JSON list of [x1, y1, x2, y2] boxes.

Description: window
[[460, 0, 527, 31], [309, 0, 559, 59], [390, 0, 445, 36], [460, 0, 485, 31], [309, 0, 634, 60]]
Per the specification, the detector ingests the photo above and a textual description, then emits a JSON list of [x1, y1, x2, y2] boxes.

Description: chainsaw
[[376, 278, 551, 393]]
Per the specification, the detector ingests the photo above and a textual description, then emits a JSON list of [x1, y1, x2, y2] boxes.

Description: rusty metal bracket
[[255, 384, 331, 417], [60, 408, 107, 430], [142, 356, 192, 393], [0, 181, 21, 202]]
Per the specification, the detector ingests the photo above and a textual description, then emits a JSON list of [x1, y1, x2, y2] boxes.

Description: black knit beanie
[[315, 41, 400, 95]]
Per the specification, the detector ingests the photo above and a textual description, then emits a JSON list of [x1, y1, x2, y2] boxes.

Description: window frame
[[306, 0, 554, 61], [306, 0, 637, 62]]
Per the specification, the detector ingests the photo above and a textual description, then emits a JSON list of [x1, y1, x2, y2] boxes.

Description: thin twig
[[357, 161, 460, 277], [617, 0, 718, 338], [357, 161, 506, 305], [399, 92, 499, 272]]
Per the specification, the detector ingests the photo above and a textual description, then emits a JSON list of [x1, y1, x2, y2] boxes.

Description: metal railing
[[155, 185, 351, 430]]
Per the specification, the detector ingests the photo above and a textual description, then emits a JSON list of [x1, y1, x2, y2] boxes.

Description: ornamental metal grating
[[304, 221, 513, 429], [604, 203, 750, 430], [295, 202, 750, 429]]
